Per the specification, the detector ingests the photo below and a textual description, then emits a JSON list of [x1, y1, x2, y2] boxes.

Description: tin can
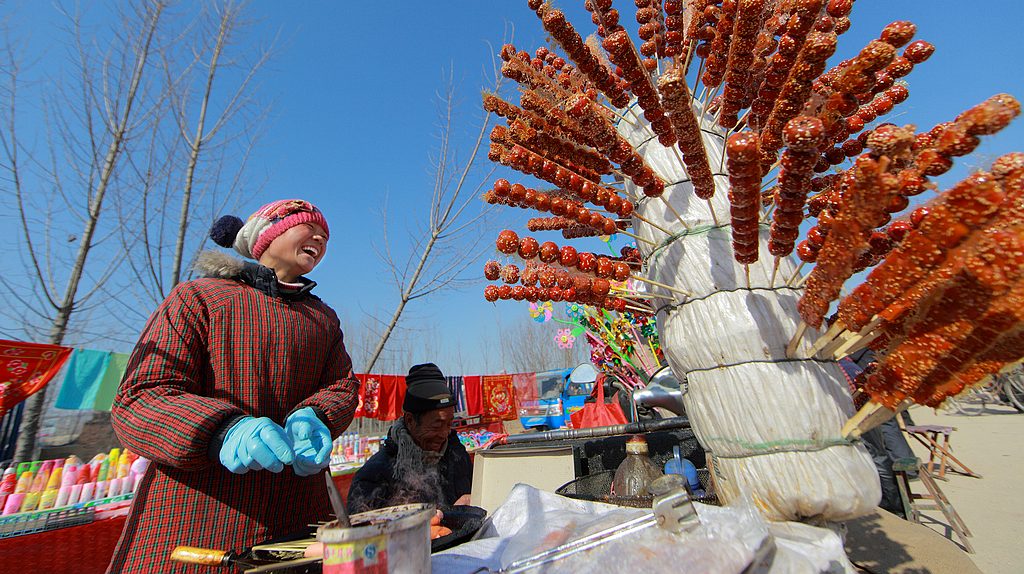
[[317, 503, 433, 573]]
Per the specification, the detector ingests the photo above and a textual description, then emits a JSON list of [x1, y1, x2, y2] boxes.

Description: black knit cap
[[403, 363, 454, 414]]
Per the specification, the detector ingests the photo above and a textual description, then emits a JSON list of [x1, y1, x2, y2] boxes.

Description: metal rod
[[498, 416, 691, 445]]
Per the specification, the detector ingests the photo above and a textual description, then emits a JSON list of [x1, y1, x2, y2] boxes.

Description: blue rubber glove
[[219, 416, 295, 474], [285, 407, 333, 477]]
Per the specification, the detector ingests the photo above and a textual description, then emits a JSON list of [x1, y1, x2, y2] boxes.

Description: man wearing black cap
[[346, 363, 473, 513]]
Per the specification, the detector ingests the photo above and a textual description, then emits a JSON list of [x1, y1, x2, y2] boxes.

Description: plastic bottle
[[0, 467, 16, 510], [612, 435, 663, 498], [2, 472, 33, 515], [20, 461, 54, 512], [38, 466, 62, 510], [55, 464, 78, 508]]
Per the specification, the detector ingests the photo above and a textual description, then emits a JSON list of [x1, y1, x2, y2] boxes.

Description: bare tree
[[0, 1, 167, 460], [499, 314, 587, 374], [363, 67, 502, 373], [112, 0, 271, 318]]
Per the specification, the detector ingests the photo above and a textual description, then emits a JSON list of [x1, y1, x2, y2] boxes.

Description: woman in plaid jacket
[[108, 200, 360, 572]]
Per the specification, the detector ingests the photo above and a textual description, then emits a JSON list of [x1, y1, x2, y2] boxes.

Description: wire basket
[[0, 505, 95, 539], [556, 469, 719, 508]]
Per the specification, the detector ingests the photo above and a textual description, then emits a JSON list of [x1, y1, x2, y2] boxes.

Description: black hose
[[498, 416, 691, 445]]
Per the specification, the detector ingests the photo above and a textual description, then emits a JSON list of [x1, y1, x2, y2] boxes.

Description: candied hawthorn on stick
[[726, 132, 763, 264], [658, 66, 716, 199]]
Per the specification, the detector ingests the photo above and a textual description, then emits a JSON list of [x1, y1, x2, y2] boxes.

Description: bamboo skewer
[[660, 195, 692, 231], [792, 270, 810, 288], [617, 228, 658, 246], [786, 321, 809, 358], [830, 316, 884, 358], [682, 41, 698, 77], [807, 321, 847, 358], [630, 274, 692, 298], [632, 212, 675, 236], [611, 288, 675, 301], [706, 199, 720, 225], [786, 262, 806, 286], [769, 257, 780, 287], [842, 399, 913, 439], [819, 329, 857, 359], [834, 328, 882, 359], [744, 264, 751, 289]]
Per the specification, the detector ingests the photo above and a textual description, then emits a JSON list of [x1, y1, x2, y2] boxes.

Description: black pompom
[[210, 215, 243, 248]]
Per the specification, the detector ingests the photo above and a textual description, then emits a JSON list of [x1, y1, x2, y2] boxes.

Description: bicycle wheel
[[1003, 370, 1024, 413], [947, 389, 985, 416]]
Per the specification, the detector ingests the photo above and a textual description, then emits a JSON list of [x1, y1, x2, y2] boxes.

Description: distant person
[[839, 348, 916, 518], [109, 200, 360, 572], [347, 363, 472, 514]]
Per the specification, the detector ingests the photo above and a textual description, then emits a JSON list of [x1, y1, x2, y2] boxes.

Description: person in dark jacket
[[109, 200, 360, 573], [347, 363, 473, 514], [838, 348, 917, 518]]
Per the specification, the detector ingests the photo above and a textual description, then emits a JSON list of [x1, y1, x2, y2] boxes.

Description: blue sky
[[4, 1, 1023, 375]]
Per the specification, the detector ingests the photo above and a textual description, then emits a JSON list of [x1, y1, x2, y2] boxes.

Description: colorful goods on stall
[[457, 429, 502, 451], [0, 449, 149, 518], [477, 0, 1021, 521]]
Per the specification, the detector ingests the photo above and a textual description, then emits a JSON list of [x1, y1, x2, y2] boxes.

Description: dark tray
[[431, 504, 487, 553]]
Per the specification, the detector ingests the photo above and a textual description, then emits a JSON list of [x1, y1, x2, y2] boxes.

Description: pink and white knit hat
[[210, 199, 329, 260]]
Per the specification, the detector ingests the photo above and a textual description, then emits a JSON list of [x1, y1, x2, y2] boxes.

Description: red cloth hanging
[[463, 375, 483, 416], [481, 374, 517, 421], [0, 339, 73, 416], [511, 372, 538, 414], [354, 374, 405, 421]]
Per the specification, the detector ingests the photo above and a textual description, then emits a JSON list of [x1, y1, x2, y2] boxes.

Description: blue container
[[664, 456, 703, 497]]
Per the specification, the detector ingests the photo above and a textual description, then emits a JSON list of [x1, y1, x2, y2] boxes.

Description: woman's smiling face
[[258, 222, 328, 282]]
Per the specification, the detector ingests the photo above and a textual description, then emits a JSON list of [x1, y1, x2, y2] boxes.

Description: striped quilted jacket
[[108, 254, 359, 573]]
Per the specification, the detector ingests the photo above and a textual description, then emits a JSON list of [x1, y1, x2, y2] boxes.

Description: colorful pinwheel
[[529, 301, 553, 323], [555, 328, 576, 350], [564, 302, 585, 321]]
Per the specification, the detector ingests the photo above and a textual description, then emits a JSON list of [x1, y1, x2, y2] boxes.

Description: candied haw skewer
[[726, 132, 763, 264], [602, 30, 677, 146], [748, 0, 823, 130], [659, 65, 717, 199], [835, 170, 1006, 332], [718, 0, 769, 129], [760, 31, 838, 173], [566, 94, 667, 197], [864, 229, 1024, 408], [663, 0, 688, 58], [537, 7, 630, 108], [770, 117, 825, 258], [799, 155, 900, 328], [867, 156, 1024, 331], [701, 0, 737, 88]]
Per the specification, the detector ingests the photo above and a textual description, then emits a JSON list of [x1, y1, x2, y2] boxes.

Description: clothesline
[[2, 339, 581, 425]]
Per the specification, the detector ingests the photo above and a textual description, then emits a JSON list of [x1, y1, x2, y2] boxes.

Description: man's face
[[406, 407, 455, 452], [258, 222, 328, 282]]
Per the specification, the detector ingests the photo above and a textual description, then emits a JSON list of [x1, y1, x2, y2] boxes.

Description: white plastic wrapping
[[616, 104, 880, 521], [432, 484, 857, 573]]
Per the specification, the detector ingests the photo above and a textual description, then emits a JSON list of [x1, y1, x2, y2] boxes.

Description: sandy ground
[[899, 402, 1024, 573]]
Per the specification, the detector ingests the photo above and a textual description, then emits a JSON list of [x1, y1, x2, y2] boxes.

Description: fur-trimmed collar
[[193, 251, 318, 300]]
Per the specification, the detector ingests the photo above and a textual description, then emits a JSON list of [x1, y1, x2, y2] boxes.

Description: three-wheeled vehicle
[[517, 364, 598, 431]]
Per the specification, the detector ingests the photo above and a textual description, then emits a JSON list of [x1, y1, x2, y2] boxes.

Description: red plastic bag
[[570, 381, 627, 429]]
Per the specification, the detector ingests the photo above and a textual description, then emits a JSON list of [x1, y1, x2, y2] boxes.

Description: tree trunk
[[12, 3, 164, 462], [364, 230, 440, 373], [170, 8, 229, 288]]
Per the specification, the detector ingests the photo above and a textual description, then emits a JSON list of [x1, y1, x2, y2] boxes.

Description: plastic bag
[[569, 383, 627, 429]]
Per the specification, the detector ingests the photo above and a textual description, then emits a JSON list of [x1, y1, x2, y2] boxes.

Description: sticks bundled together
[[477, 0, 1023, 445]]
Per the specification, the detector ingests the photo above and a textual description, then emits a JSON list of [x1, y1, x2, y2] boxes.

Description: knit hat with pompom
[[210, 199, 329, 260]]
